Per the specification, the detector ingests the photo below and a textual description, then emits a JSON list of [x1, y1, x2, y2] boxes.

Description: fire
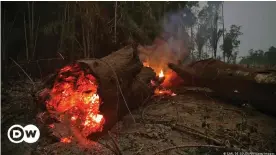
[[46, 63, 105, 137], [93, 114, 103, 123], [71, 116, 77, 121], [142, 61, 181, 88], [154, 88, 177, 96], [143, 62, 149, 67], [161, 70, 183, 88], [159, 70, 164, 78], [141, 59, 182, 97], [142, 63, 177, 96]]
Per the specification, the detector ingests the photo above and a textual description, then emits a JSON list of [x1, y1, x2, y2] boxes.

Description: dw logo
[[7, 124, 40, 143]]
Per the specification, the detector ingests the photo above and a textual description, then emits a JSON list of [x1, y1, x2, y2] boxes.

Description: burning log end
[[36, 46, 157, 142]]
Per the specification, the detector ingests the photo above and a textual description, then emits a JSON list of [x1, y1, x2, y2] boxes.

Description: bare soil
[[2, 80, 276, 155]]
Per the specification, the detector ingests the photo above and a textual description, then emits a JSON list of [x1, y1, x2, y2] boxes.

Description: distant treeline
[[240, 46, 276, 66]]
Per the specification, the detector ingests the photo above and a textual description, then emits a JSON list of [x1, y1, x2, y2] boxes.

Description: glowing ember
[[154, 88, 176, 96], [71, 116, 77, 121], [60, 137, 72, 143], [93, 114, 103, 123], [46, 63, 105, 137]]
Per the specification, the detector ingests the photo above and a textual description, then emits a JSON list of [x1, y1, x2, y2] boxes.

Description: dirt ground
[[1, 80, 276, 155]]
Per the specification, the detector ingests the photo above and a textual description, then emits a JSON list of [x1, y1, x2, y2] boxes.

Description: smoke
[[137, 8, 198, 87], [138, 8, 193, 74]]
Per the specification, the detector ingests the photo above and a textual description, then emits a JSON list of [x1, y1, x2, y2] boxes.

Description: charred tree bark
[[168, 58, 276, 115]]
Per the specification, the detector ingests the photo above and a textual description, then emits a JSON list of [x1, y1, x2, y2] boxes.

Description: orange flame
[[46, 63, 105, 137], [158, 70, 164, 78], [154, 88, 177, 96], [143, 62, 149, 67], [142, 59, 180, 96]]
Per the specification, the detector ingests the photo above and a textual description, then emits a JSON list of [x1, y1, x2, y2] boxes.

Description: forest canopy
[[3, 1, 264, 80]]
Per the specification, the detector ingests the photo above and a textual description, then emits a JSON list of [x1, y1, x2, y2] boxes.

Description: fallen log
[[37, 46, 156, 140], [168, 58, 276, 115]]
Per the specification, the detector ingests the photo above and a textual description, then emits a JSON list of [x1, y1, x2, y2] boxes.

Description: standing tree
[[206, 2, 223, 59], [182, 7, 197, 60], [195, 24, 208, 60], [221, 24, 243, 63], [221, 2, 225, 61], [194, 7, 209, 60]]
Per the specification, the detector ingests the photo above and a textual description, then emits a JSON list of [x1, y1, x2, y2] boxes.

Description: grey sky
[[224, 1, 276, 58]]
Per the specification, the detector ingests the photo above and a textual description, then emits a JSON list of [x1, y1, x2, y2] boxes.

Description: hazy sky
[[224, 1, 276, 58]]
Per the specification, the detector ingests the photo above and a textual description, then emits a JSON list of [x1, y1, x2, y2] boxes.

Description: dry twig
[[172, 124, 223, 146]]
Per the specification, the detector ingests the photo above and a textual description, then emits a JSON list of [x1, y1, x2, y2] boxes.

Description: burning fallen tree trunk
[[168, 58, 276, 115], [37, 46, 157, 141]]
